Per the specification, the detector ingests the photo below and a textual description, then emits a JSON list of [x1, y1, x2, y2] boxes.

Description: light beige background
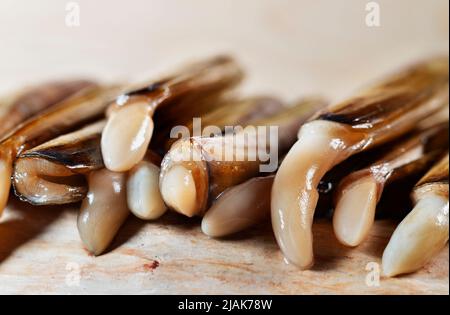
[[0, 0, 448, 102]]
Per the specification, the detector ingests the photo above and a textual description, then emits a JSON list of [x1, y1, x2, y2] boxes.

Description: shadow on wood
[[0, 196, 64, 263]]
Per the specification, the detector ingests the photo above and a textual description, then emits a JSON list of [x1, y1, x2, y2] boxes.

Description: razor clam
[[382, 153, 449, 277], [271, 57, 449, 269], [126, 151, 167, 220], [78, 168, 129, 256], [0, 79, 95, 139], [12, 121, 105, 205], [202, 175, 274, 237], [101, 56, 243, 172], [0, 85, 121, 214], [160, 98, 325, 217], [333, 122, 449, 247]]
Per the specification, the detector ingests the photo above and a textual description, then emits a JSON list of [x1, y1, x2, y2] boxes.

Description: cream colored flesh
[[101, 101, 154, 172], [333, 176, 379, 247], [127, 161, 167, 220], [77, 169, 129, 256], [382, 193, 449, 277], [271, 120, 366, 269], [202, 176, 273, 237], [160, 165, 197, 217]]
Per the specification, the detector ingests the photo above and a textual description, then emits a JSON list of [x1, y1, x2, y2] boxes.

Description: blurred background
[[0, 0, 448, 102]]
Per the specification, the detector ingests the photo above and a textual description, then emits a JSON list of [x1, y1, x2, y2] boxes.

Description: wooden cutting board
[[0, 197, 447, 294]]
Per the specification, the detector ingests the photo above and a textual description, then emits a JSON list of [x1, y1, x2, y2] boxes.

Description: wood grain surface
[[0, 197, 447, 294]]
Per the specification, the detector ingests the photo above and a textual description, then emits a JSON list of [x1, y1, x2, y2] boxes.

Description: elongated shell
[[0, 79, 96, 139], [413, 153, 449, 200], [185, 96, 285, 130], [1, 85, 121, 155], [314, 57, 448, 138], [156, 96, 285, 151]]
